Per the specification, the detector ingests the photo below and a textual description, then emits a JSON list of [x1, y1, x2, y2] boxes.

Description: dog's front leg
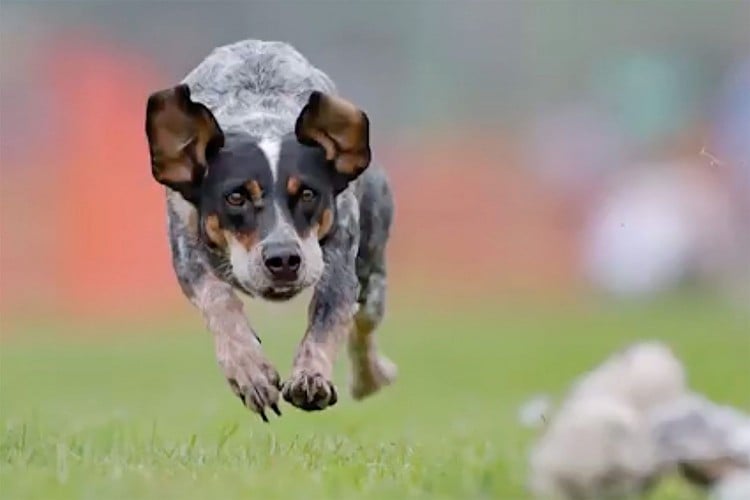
[[282, 216, 359, 411], [168, 194, 281, 421], [192, 276, 281, 421]]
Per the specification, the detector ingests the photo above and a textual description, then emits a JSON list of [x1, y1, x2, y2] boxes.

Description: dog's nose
[[263, 243, 301, 281]]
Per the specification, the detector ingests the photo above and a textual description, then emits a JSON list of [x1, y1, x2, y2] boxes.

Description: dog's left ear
[[295, 91, 371, 182]]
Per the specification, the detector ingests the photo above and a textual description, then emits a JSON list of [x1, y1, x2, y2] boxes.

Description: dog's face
[[145, 85, 370, 300]]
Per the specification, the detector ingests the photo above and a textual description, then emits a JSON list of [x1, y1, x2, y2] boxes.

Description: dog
[[144, 39, 396, 421]]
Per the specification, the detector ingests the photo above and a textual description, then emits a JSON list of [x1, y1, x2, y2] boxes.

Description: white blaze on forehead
[[256, 138, 297, 242], [265, 201, 298, 244], [257, 137, 282, 181]]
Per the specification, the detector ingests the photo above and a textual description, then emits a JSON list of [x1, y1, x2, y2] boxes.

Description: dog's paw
[[216, 338, 281, 422], [351, 355, 397, 400], [282, 371, 338, 411]]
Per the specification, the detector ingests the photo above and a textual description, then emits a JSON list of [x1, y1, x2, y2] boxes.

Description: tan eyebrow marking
[[245, 180, 264, 208], [287, 176, 301, 196]]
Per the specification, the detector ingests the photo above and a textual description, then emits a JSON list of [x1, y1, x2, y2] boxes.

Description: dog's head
[[145, 85, 370, 301]]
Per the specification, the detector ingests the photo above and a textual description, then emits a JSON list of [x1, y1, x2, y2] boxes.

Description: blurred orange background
[[0, 34, 583, 321], [1, 2, 748, 325]]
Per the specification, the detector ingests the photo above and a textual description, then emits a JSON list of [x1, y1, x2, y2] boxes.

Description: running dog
[[145, 40, 396, 421]]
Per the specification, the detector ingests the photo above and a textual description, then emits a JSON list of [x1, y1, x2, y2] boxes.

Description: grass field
[[1, 296, 748, 499]]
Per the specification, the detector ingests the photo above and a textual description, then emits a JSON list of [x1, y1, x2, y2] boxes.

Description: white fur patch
[[297, 228, 325, 288], [258, 137, 282, 181], [227, 234, 255, 286], [267, 202, 299, 241]]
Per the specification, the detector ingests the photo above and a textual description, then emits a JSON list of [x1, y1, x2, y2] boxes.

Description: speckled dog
[[145, 40, 396, 421]]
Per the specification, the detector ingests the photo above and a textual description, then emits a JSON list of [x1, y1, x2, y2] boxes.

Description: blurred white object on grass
[[527, 340, 750, 499]]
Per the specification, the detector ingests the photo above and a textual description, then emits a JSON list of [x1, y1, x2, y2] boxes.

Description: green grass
[[1, 296, 748, 499]]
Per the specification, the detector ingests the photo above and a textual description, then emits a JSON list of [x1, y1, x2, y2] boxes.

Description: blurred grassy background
[[1, 296, 747, 498]]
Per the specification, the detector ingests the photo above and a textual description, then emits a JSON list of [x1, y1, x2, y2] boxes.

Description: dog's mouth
[[234, 273, 316, 302], [260, 286, 303, 302]]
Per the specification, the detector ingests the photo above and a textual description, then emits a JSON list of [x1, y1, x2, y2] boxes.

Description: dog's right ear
[[145, 84, 224, 202]]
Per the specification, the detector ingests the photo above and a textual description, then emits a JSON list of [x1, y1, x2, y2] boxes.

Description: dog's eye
[[300, 188, 317, 203], [226, 191, 246, 207]]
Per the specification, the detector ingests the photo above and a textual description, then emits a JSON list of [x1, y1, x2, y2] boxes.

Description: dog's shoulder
[[354, 165, 393, 246], [325, 165, 393, 259]]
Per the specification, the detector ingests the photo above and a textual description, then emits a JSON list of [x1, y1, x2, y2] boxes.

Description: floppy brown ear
[[145, 84, 224, 202], [295, 91, 371, 179]]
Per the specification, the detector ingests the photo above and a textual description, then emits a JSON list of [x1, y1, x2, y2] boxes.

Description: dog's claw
[[226, 370, 281, 422]]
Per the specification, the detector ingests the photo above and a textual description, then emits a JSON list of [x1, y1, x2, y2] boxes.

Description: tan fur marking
[[231, 230, 259, 252], [317, 208, 334, 239], [334, 152, 367, 176], [204, 214, 227, 248], [307, 129, 338, 162], [245, 180, 264, 208], [286, 176, 301, 196], [296, 92, 370, 176]]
